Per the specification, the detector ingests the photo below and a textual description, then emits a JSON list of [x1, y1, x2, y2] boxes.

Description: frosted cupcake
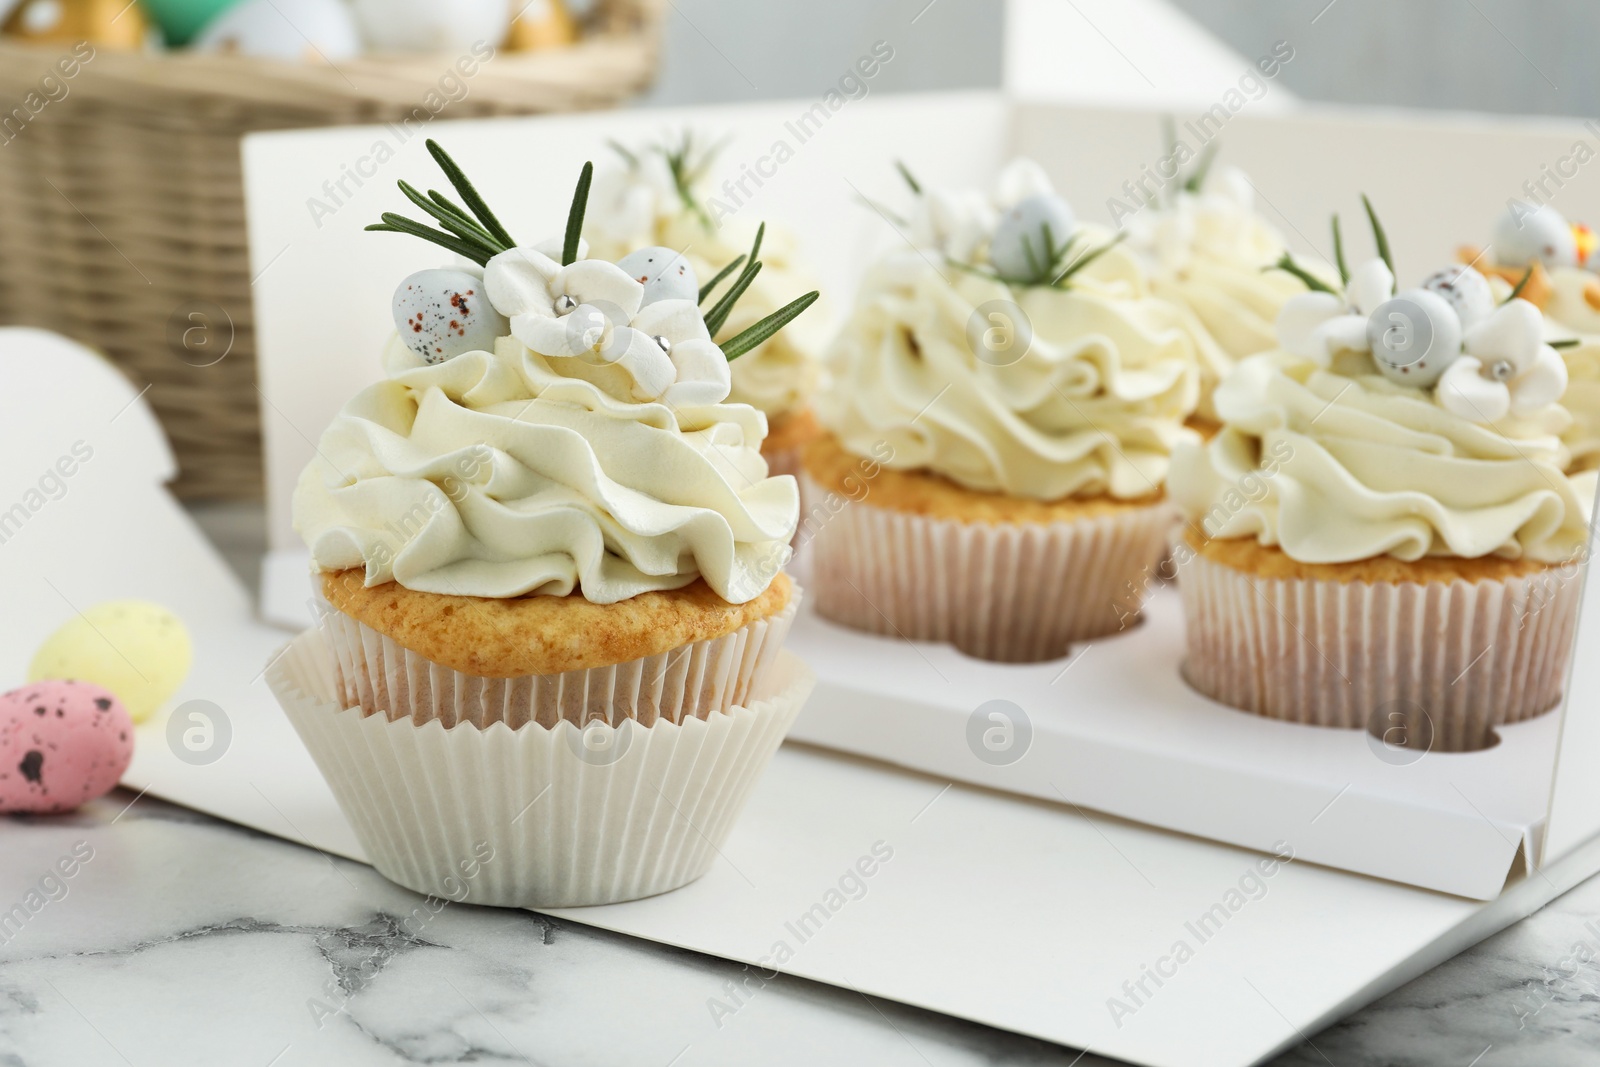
[[1174, 207, 1594, 751], [1460, 202, 1600, 468], [1123, 161, 1302, 422], [266, 142, 820, 907], [585, 132, 828, 478], [804, 160, 1210, 662]]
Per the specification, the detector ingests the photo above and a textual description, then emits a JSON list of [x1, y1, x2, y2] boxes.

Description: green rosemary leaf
[[398, 181, 503, 253], [704, 261, 764, 337], [563, 161, 593, 267], [945, 257, 1001, 281], [1020, 231, 1042, 280], [1550, 337, 1582, 348], [427, 189, 481, 229], [1506, 266, 1535, 303], [608, 138, 639, 167], [376, 213, 493, 265], [895, 159, 922, 195], [1183, 141, 1218, 194], [720, 291, 820, 360], [1053, 231, 1126, 286], [1266, 252, 1336, 294], [1331, 214, 1349, 287], [698, 254, 746, 305], [747, 221, 765, 268], [426, 139, 515, 249], [1361, 193, 1394, 282]]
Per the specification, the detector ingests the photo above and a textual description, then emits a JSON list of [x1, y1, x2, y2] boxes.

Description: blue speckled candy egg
[[616, 247, 698, 305], [989, 194, 1076, 281], [392, 270, 509, 365]]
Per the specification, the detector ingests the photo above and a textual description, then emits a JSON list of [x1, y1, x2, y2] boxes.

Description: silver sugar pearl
[[652, 335, 672, 355], [554, 294, 579, 315], [1489, 359, 1516, 382]]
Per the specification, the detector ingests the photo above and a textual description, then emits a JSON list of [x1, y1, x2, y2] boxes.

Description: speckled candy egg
[[1366, 289, 1463, 388], [29, 601, 191, 724], [989, 193, 1076, 282], [616, 247, 698, 305], [393, 269, 510, 365], [0, 681, 133, 814], [1493, 203, 1578, 269], [352, 0, 510, 53], [1421, 266, 1495, 330]]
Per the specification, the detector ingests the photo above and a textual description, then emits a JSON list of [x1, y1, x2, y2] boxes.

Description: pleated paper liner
[[316, 587, 799, 729], [800, 473, 1178, 663], [267, 629, 815, 908], [1180, 549, 1583, 752]]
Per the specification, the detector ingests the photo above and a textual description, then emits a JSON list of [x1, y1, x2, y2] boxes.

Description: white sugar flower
[[1275, 257, 1394, 364], [1436, 298, 1568, 422], [484, 241, 677, 402]]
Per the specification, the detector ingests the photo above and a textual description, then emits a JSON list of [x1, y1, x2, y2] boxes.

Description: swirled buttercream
[[818, 246, 1204, 501], [294, 327, 798, 604], [1170, 349, 1595, 563]]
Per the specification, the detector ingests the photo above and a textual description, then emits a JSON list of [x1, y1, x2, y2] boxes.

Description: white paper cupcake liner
[[316, 589, 798, 729], [801, 473, 1178, 662], [1180, 549, 1583, 751], [266, 629, 814, 908]]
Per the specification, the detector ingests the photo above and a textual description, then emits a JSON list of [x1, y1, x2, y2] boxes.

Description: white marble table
[[4, 787, 1600, 1067]]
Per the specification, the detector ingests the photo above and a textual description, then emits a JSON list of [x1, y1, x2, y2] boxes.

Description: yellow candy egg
[[29, 601, 192, 724]]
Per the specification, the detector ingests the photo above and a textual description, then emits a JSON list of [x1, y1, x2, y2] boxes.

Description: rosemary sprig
[[426, 139, 514, 248], [1506, 265, 1535, 303], [1052, 231, 1126, 285], [1331, 213, 1350, 287], [1551, 337, 1582, 349], [721, 291, 820, 360], [1361, 193, 1394, 282], [698, 254, 746, 305], [366, 141, 519, 264], [895, 159, 921, 195], [704, 223, 766, 333], [1266, 252, 1337, 294], [1182, 141, 1218, 194], [563, 162, 593, 267]]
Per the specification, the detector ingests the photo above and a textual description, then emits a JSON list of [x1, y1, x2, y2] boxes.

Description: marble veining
[[5, 790, 1600, 1066]]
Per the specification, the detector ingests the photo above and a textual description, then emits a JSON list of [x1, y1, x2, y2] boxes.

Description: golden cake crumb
[[762, 406, 823, 458], [1183, 528, 1558, 584], [801, 432, 1165, 525], [322, 570, 793, 678]]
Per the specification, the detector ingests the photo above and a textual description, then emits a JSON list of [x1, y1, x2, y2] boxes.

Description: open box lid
[[247, 90, 1600, 898]]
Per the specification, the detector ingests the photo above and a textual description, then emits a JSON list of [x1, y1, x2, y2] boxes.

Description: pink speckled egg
[[0, 681, 134, 814]]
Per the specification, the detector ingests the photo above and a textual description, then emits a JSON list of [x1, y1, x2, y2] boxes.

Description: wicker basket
[[0, 1, 662, 500]]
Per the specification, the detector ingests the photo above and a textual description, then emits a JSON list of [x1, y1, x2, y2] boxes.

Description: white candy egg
[[1420, 266, 1495, 330], [353, 0, 510, 52], [192, 0, 362, 61], [1492, 203, 1578, 269], [392, 269, 508, 365], [616, 246, 699, 305], [989, 194, 1075, 282], [1366, 289, 1462, 388]]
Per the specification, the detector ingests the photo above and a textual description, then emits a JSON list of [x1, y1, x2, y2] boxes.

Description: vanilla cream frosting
[[1487, 269, 1600, 470], [295, 248, 798, 605], [1124, 168, 1303, 410], [1171, 349, 1595, 564], [587, 161, 823, 418], [819, 246, 1204, 501]]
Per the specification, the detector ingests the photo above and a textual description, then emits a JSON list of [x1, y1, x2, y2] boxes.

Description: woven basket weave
[[0, 1, 662, 500]]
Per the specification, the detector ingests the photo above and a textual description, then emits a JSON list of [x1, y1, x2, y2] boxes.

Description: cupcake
[[1173, 204, 1594, 751], [803, 160, 1212, 662], [1123, 159, 1303, 424], [265, 141, 821, 908], [1460, 202, 1600, 469], [585, 132, 828, 478]]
